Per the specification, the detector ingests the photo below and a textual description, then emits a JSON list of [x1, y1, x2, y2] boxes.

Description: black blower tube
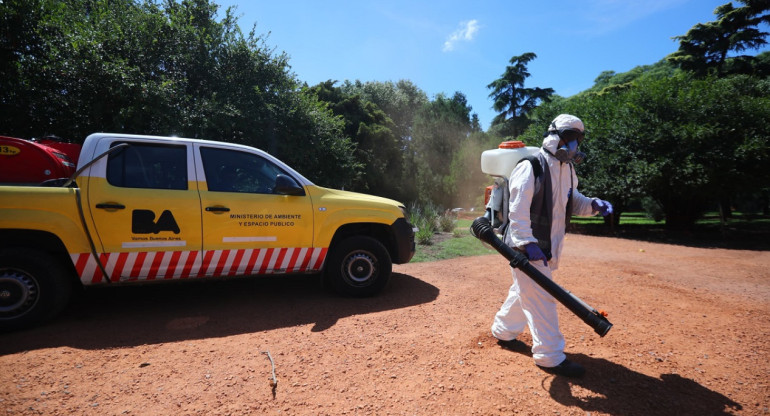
[[470, 216, 612, 337]]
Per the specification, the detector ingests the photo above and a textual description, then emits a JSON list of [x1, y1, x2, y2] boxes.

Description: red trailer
[[0, 136, 80, 185]]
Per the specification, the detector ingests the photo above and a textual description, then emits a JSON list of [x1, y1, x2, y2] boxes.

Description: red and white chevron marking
[[71, 247, 328, 284]]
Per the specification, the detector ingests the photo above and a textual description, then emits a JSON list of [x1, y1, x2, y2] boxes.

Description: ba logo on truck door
[[132, 209, 181, 234]]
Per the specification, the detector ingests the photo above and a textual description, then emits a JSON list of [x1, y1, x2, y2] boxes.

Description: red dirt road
[[1, 234, 769, 415]]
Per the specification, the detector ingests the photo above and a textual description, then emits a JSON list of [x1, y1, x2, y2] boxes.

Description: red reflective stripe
[[250, 249, 268, 275], [228, 249, 245, 276], [146, 252, 165, 280], [213, 249, 231, 276], [89, 255, 103, 284], [298, 248, 313, 272], [312, 247, 328, 270], [273, 248, 288, 273], [286, 248, 303, 273], [113, 252, 129, 282], [131, 252, 147, 278], [258, 248, 274, 274], [74, 253, 89, 277], [73, 254, 87, 281], [74, 247, 329, 283], [198, 250, 216, 277], [181, 251, 198, 278], [93, 253, 110, 283], [244, 249, 260, 275], [165, 251, 183, 279]]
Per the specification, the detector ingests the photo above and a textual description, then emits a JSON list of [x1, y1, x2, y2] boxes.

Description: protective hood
[[542, 133, 561, 155]]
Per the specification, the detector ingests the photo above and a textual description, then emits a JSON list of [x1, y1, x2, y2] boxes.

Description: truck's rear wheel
[[0, 249, 72, 331], [326, 236, 392, 297]]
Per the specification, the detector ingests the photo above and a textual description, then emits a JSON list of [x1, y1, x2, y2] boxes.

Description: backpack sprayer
[[472, 141, 612, 337]]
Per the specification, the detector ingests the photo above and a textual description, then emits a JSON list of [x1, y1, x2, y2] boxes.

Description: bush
[[409, 202, 440, 245], [438, 212, 457, 233]]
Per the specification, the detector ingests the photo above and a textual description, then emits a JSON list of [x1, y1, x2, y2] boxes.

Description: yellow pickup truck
[[0, 133, 415, 330]]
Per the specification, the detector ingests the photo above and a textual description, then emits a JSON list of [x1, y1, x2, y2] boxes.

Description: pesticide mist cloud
[[443, 19, 479, 52]]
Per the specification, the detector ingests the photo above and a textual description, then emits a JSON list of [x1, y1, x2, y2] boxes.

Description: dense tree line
[[520, 67, 770, 229], [490, 1, 769, 229], [1, 0, 768, 228], [0, 0, 359, 188], [514, 0, 770, 229]]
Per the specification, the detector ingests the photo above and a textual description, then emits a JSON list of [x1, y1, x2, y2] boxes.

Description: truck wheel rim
[[343, 252, 376, 286], [0, 270, 39, 317]]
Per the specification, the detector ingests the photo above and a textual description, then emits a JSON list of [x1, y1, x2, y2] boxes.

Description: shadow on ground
[[493, 338, 742, 415], [0, 272, 438, 355], [548, 353, 742, 415]]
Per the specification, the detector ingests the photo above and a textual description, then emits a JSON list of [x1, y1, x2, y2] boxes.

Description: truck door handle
[[95, 203, 126, 210], [205, 206, 230, 212]]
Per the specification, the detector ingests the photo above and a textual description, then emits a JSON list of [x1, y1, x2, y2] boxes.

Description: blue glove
[[591, 199, 613, 217], [524, 243, 548, 266]]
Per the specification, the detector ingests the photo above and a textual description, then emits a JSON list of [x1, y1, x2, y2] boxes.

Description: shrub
[[409, 202, 440, 245], [438, 212, 457, 233]]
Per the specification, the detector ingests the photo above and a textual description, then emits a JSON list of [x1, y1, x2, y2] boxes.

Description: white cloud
[[442, 19, 480, 52]]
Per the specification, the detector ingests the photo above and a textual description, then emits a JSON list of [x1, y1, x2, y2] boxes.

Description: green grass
[[572, 211, 770, 227], [410, 219, 497, 263], [409, 212, 770, 262], [570, 211, 663, 225]]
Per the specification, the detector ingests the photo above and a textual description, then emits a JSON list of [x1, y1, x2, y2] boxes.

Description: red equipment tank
[[0, 136, 80, 184]]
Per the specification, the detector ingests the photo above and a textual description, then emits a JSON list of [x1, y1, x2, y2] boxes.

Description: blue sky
[[216, 0, 769, 130]]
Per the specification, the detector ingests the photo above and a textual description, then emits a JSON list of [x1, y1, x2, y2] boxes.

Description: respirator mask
[[551, 123, 586, 164]]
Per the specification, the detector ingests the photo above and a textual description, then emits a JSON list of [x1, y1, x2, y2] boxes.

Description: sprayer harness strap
[[516, 154, 575, 261]]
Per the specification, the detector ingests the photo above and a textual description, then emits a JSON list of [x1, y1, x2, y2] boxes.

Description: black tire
[[325, 236, 392, 297], [0, 248, 72, 331]]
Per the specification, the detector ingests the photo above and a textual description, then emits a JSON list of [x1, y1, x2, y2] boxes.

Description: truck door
[[195, 144, 316, 276], [85, 141, 203, 282]]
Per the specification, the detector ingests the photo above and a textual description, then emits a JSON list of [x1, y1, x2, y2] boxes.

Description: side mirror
[[274, 174, 305, 196]]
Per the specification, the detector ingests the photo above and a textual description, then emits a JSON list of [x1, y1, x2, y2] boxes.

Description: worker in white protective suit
[[491, 114, 613, 378]]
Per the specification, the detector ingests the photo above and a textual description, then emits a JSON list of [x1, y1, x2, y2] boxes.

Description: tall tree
[[487, 52, 554, 137], [668, 0, 770, 77]]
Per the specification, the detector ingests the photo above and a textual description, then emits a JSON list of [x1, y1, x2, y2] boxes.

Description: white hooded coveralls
[[491, 133, 598, 367]]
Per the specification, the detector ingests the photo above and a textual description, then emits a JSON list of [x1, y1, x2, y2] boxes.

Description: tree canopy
[[487, 52, 554, 137], [667, 0, 770, 76], [0, 0, 359, 188], [1, 0, 768, 226]]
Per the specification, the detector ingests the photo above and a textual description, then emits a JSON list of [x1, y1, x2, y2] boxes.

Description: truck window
[[200, 147, 290, 194], [106, 143, 187, 190]]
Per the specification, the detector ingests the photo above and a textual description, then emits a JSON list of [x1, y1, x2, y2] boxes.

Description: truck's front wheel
[[326, 236, 392, 297], [0, 249, 72, 331]]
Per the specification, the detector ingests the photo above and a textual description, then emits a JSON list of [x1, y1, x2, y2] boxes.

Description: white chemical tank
[[480, 141, 540, 178]]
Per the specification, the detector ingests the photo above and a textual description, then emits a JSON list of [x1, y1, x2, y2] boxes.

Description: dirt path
[[1, 234, 768, 415]]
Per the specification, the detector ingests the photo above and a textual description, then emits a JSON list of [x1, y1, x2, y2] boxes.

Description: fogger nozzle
[[470, 216, 612, 337]]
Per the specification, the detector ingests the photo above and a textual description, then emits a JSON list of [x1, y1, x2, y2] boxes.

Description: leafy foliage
[[339, 80, 429, 202], [667, 0, 770, 77], [0, 0, 358, 188], [307, 80, 405, 199], [524, 69, 770, 229], [487, 53, 554, 137], [1, 0, 768, 230]]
